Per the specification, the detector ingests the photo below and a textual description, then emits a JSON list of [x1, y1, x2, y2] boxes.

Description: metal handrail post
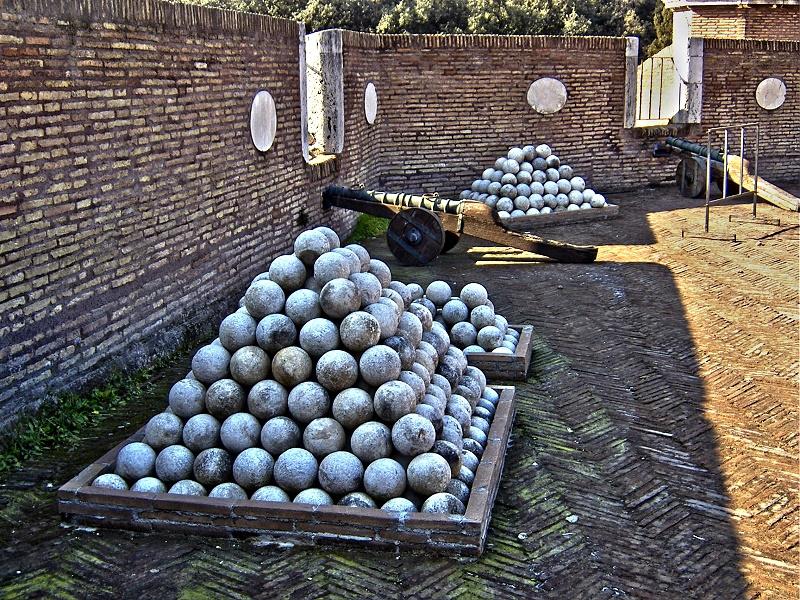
[[753, 125, 760, 217], [706, 130, 712, 232], [739, 128, 745, 194], [722, 130, 729, 199]]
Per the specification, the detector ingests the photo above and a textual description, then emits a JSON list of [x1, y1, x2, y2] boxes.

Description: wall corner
[[623, 36, 640, 129]]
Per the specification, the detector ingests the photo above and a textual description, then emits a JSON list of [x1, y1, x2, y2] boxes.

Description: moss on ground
[[346, 214, 388, 244]]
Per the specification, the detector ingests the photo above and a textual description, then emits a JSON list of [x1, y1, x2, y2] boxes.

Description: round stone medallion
[[527, 78, 567, 114], [755, 77, 786, 111], [364, 82, 378, 125], [250, 90, 277, 152]]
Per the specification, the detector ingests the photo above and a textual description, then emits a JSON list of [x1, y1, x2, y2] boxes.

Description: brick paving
[[0, 187, 797, 598]]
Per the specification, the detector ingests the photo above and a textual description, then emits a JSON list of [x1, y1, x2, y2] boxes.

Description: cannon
[[322, 186, 598, 265]]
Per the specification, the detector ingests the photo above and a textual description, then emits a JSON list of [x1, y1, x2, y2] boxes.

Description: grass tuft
[[346, 214, 388, 244]]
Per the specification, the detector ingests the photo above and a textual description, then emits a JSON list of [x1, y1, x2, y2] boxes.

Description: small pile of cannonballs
[[92, 226, 500, 517], [459, 144, 608, 218]]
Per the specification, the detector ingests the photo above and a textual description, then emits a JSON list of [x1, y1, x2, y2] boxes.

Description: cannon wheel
[[676, 156, 706, 198], [386, 207, 445, 266], [441, 230, 461, 254]]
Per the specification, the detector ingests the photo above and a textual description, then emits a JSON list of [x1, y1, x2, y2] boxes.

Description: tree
[[378, 0, 469, 34], [647, 1, 673, 56], [299, 0, 391, 32], [466, 0, 561, 35]]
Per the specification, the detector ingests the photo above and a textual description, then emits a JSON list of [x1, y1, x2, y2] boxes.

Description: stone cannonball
[[477, 326, 504, 351], [168, 480, 207, 496], [545, 168, 560, 183], [349, 272, 382, 307], [430, 373, 452, 400], [432, 439, 462, 477], [391, 414, 436, 456], [364, 458, 406, 501], [155, 445, 195, 483], [558, 164, 574, 180], [440, 415, 464, 450], [244, 280, 286, 320], [516, 183, 532, 198], [546, 154, 560, 169], [220, 412, 261, 453], [457, 465, 476, 487], [447, 345, 468, 370], [580, 203, 592, 210], [407, 303, 433, 331], [339, 311, 381, 352], [168, 378, 206, 419], [116, 441, 156, 481], [298, 319, 339, 358], [473, 406, 492, 421], [405, 282, 424, 302], [425, 281, 452, 307], [482, 386, 500, 404], [251, 272, 270, 284], [457, 379, 482, 408], [413, 297, 436, 316], [533, 158, 548, 173], [383, 335, 416, 370], [182, 414, 221, 452], [364, 303, 399, 340], [464, 365, 486, 392], [381, 288, 404, 315], [470, 304, 496, 331], [543, 194, 557, 209], [523, 145, 536, 161], [388, 281, 412, 308], [421, 492, 465, 515], [494, 157, 506, 170], [467, 425, 488, 447], [535, 144, 552, 158], [373, 380, 416, 423], [436, 357, 463, 390], [368, 259, 392, 288], [304, 276, 322, 293], [294, 488, 334, 505], [294, 229, 330, 265], [271, 346, 313, 387], [232, 447, 274, 490], [193, 448, 232, 487], [332, 387, 373, 430], [205, 378, 245, 419], [399, 370, 426, 403], [507, 147, 526, 163], [247, 379, 288, 420], [288, 381, 330, 424], [510, 209, 525, 218], [145, 412, 183, 451], [481, 167, 495, 180], [218, 311, 257, 352], [503, 159, 520, 174], [318, 451, 364, 495], [316, 349, 359, 392], [582, 188, 595, 202], [359, 345, 402, 387], [260, 416, 301, 455], [568, 190, 584, 205], [557, 179, 572, 195], [338, 492, 377, 509], [476, 399, 496, 418], [471, 415, 491, 435], [274, 448, 318, 492], [441, 299, 468, 326], [229, 345, 271, 386], [446, 478, 471, 505], [92, 473, 128, 490], [251, 485, 290, 503], [208, 482, 248, 500], [530, 181, 545, 196], [416, 340, 438, 369], [415, 403, 443, 433], [422, 329, 450, 361], [421, 394, 446, 420], [461, 448, 480, 474], [517, 170, 532, 185], [256, 314, 298, 354], [463, 345, 484, 354], [590, 193, 606, 208], [344, 243, 370, 272], [319, 278, 361, 319], [500, 172, 517, 186], [315, 226, 340, 250], [313, 252, 350, 286], [499, 185, 517, 200], [411, 362, 433, 386], [269, 254, 307, 293], [303, 417, 346, 457], [350, 421, 392, 463], [406, 453, 451, 496], [191, 344, 230, 384], [381, 497, 416, 513], [397, 312, 423, 348], [446, 394, 473, 428], [459, 283, 488, 309], [333, 247, 362, 276], [487, 181, 502, 196]]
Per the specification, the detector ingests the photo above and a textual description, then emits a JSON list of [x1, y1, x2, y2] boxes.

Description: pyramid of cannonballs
[[91, 226, 503, 517], [459, 144, 608, 218]]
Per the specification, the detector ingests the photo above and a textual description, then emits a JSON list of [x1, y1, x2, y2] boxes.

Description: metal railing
[[636, 56, 685, 122]]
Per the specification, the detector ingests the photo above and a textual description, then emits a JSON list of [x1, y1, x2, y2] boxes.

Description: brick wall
[[690, 5, 800, 41], [700, 38, 800, 181]]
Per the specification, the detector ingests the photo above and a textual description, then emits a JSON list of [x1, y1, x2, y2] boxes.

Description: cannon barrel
[[665, 136, 725, 162], [324, 185, 465, 215]]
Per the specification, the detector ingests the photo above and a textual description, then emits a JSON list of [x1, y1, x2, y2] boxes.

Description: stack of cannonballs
[[419, 282, 520, 356], [91, 226, 500, 517], [459, 144, 609, 219]]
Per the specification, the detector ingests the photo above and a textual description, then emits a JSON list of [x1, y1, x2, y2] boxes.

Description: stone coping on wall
[[702, 37, 800, 51]]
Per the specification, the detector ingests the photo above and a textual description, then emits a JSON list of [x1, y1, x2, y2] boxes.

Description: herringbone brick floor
[[1, 187, 797, 599]]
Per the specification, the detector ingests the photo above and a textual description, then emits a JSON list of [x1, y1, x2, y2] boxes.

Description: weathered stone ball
[[332, 247, 361, 276], [247, 379, 288, 420], [477, 326, 503, 351], [414, 403, 442, 432], [255, 314, 297, 354], [193, 448, 232, 487], [220, 412, 261, 453], [363, 458, 406, 501], [457, 465, 475, 487], [542, 195, 556, 210], [284, 289, 321, 326], [461, 449, 479, 474], [344, 243, 370, 271], [465, 365, 486, 390], [447, 395, 472, 430], [436, 357, 462, 390], [422, 492, 465, 515], [251, 485, 290, 502], [205, 378, 245, 419], [317, 451, 363, 495], [395, 313, 422, 349], [405, 282, 424, 301], [155, 445, 195, 483], [407, 303, 433, 332], [92, 473, 128, 490], [288, 381, 330, 423], [145, 412, 183, 451], [413, 298, 437, 317], [440, 415, 464, 450], [168, 378, 206, 419], [332, 387, 373, 429], [381, 335, 413, 371], [208, 482, 248, 500], [457, 379, 481, 408], [496, 197, 514, 213], [406, 453, 451, 496], [339, 311, 381, 352], [381, 497, 416, 513], [251, 271, 270, 284], [425, 382, 448, 407], [314, 252, 350, 286], [271, 346, 313, 387], [450, 321, 478, 348], [293, 488, 333, 505], [338, 491, 377, 508], [116, 441, 156, 480], [367, 259, 392, 287], [229, 345, 271, 386], [129, 476, 166, 494], [447, 346, 468, 370], [349, 272, 382, 307], [168, 479, 208, 496], [182, 414, 220, 452], [191, 344, 230, 384], [294, 229, 330, 265], [319, 278, 361, 319], [467, 425, 488, 447], [535, 144, 551, 158], [305, 276, 322, 292], [439, 299, 466, 327], [274, 448, 318, 492], [557, 178, 572, 195], [244, 280, 286, 319], [363, 303, 398, 340], [397, 370, 425, 403], [473, 406, 492, 421], [391, 414, 436, 456], [463, 345, 483, 354], [260, 416, 301, 455], [557, 164, 573, 180], [298, 319, 339, 358], [218, 311, 257, 352], [421, 330, 449, 362], [546, 154, 560, 168], [303, 417, 346, 457], [463, 437, 484, 459], [590, 193, 606, 208], [557, 194, 571, 209], [231, 447, 274, 491], [544, 178, 559, 195], [533, 157, 548, 171], [359, 345, 402, 387], [471, 415, 491, 435], [457, 283, 486, 310], [421, 394, 445, 420], [569, 176, 585, 192], [381, 288, 404, 316], [446, 478, 471, 505], [477, 398, 496, 416], [580, 202, 592, 210], [482, 386, 500, 404], [424, 281, 450, 307], [432, 439, 462, 477], [350, 421, 392, 463], [517, 170, 533, 185], [373, 380, 416, 423], [316, 349, 359, 392], [269, 254, 306, 293], [386, 281, 410, 308], [431, 373, 452, 398], [582, 188, 595, 202], [411, 362, 432, 386]]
